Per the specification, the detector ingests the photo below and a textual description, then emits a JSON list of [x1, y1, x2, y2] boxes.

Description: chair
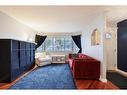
[[35, 53, 52, 66]]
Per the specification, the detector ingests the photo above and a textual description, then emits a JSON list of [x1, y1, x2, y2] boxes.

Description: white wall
[[82, 13, 105, 61], [106, 23, 117, 70], [81, 13, 107, 82], [0, 11, 36, 42]]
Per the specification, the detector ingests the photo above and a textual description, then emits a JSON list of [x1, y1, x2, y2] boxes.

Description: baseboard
[[116, 69, 127, 77], [99, 78, 107, 83]]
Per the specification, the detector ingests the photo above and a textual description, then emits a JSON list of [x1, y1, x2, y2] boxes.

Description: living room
[[0, 6, 106, 88], [0, 3, 127, 95]]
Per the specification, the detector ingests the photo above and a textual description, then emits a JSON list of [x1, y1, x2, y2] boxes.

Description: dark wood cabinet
[[0, 39, 35, 82], [20, 41, 27, 73]]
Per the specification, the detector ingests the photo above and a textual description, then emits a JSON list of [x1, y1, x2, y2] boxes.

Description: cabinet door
[[20, 50, 27, 72], [31, 44, 35, 67], [30, 44, 33, 63], [26, 50, 31, 69], [11, 50, 20, 81], [25, 43, 30, 70], [12, 40, 19, 50], [26, 43, 31, 50], [20, 41, 25, 49], [0, 40, 11, 82], [20, 42, 27, 72], [0, 52, 10, 82], [30, 49, 34, 63]]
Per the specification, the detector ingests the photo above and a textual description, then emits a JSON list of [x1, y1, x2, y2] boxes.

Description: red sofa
[[68, 53, 100, 79]]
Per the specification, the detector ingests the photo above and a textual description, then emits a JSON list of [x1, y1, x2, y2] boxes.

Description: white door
[[106, 28, 117, 70]]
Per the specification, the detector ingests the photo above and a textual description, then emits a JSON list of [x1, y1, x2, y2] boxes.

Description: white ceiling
[[0, 6, 127, 33]]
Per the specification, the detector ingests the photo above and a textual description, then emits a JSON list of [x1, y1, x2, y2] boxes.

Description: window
[[54, 37, 64, 51], [36, 36, 79, 52], [64, 37, 73, 51], [45, 37, 53, 51]]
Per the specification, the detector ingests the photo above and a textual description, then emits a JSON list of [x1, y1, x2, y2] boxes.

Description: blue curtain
[[72, 35, 82, 53], [35, 35, 47, 49]]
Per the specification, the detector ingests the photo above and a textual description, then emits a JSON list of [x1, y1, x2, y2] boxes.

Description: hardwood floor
[[75, 79, 119, 89], [0, 66, 119, 89]]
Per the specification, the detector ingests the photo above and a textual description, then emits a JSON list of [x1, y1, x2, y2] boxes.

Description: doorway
[[106, 27, 117, 71], [117, 21, 127, 72], [106, 21, 127, 89]]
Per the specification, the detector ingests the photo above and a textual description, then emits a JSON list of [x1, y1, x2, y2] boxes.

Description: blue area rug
[[9, 63, 76, 89]]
